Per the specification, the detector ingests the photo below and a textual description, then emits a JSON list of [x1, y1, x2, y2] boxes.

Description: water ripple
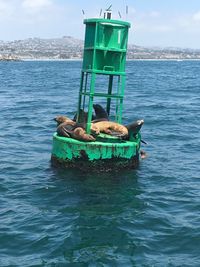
[[0, 60, 200, 266]]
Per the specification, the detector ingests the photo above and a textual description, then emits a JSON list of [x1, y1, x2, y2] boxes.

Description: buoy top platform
[[51, 9, 143, 171]]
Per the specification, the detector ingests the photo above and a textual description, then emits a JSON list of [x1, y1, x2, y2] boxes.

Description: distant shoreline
[[1, 36, 200, 62], [1, 58, 200, 62]]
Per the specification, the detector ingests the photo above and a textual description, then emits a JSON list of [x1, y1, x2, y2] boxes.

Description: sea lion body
[[94, 121, 128, 136], [125, 119, 144, 137], [54, 116, 97, 142]]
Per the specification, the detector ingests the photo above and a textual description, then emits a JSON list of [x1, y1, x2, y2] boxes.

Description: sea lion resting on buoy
[[54, 116, 99, 142], [55, 114, 144, 140], [94, 121, 129, 136], [92, 104, 129, 136], [55, 115, 128, 138], [125, 119, 144, 138], [55, 115, 75, 126], [93, 119, 144, 138]]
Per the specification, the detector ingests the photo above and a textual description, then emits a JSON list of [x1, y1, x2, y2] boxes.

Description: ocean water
[[0, 60, 200, 266]]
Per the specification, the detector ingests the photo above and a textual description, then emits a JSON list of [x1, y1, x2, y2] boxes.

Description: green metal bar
[[77, 71, 84, 122], [106, 75, 113, 116], [84, 47, 126, 52], [92, 22, 98, 69], [83, 72, 88, 110], [82, 69, 126, 76], [86, 73, 96, 133], [80, 92, 123, 99], [85, 22, 98, 133], [115, 75, 120, 122], [117, 75, 126, 123]]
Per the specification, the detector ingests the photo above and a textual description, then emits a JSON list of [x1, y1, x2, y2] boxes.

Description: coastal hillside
[[0, 36, 200, 60]]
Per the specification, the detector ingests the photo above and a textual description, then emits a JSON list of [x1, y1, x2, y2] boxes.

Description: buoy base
[[51, 154, 139, 172], [51, 133, 141, 172]]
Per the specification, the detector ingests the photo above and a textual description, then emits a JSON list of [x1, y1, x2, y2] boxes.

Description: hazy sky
[[1, 0, 200, 48]]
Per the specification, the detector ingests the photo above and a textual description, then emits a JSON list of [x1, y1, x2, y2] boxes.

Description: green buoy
[[51, 10, 142, 171]]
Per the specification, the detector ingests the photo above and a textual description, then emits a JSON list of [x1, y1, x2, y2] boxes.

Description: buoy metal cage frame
[[76, 18, 131, 133]]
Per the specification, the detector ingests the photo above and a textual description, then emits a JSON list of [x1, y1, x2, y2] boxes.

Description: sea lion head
[[54, 116, 72, 125], [90, 123, 100, 135], [137, 119, 144, 126], [140, 150, 148, 159]]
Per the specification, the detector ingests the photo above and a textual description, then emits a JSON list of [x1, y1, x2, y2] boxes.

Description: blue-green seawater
[[0, 60, 200, 266]]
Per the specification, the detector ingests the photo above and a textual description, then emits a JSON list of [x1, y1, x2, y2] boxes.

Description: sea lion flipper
[[73, 128, 95, 142], [57, 125, 70, 137], [103, 128, 112, 135]]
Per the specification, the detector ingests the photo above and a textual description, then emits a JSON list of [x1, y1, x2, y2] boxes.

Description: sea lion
[[125, 119, 144, 137], [54, 116, 98, 141], [57, 124, 96, 141], [94, 121, 128, 136], [140, 150, 148, 159], [93, 104, 109, 121]]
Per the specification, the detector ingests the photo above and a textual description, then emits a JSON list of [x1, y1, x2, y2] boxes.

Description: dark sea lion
[[54, 116, 98, 141], [73, 109, 95, 123], [125, 119, 144, 137], [57, 124, 96, 141], [54, 116, 76, 138], [56, 123, 73, 137], [93, 104, 109, 121]]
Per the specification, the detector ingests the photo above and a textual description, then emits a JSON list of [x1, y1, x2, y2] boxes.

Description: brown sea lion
[[71, 127, 96, 141], [54, 116, 75, 126], [94, 121, 128, 136]]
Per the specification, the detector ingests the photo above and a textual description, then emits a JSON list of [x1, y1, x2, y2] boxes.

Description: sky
[[1, 0, 200, 48]]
